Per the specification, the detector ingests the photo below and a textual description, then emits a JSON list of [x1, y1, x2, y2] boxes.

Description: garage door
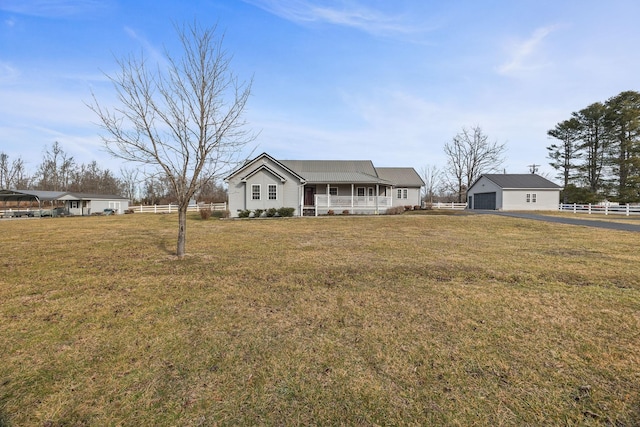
[[473, 192, 496, 210]]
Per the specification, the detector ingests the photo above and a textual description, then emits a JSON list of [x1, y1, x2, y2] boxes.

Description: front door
[[304, 187, 315, 206]]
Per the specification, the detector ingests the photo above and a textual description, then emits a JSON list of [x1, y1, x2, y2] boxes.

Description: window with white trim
[[532, 193, 537, 203], [397, 188, 408, 199], [526, 193, 531, 203], [252, 184, 261, 200], [329, 187, 338, 196], [268, 184, 277, 200], [357, 187, 365, 197]]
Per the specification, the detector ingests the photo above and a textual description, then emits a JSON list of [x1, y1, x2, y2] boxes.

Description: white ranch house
[[225, 153, 424, 217], [467, 174, 561, 211]]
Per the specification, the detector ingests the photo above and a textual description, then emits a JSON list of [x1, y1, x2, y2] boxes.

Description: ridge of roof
[[476, 174, 561, 189]]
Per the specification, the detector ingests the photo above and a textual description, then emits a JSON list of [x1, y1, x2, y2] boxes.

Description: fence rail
[[425, 202, 468, 210], [559, 203, 640, 216], [131, 203, 227, 214]]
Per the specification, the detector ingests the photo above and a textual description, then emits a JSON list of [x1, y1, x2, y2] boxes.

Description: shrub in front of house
[[327, 210, 335, 216], [266, 208, 278, 217], [238, 209, 251, 218], [385, 206, 405, 215], [199, 208, 212, 220], [277, 207, 295, 217], [404, 205, 413, 211], [342, 210, 350, 215], [254, 209, 264, 218]]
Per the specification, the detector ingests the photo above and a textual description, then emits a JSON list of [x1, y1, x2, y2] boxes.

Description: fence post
[[627, 204, 630, 216], [588, 203, 591, 214], [573, 203, 576, 213], [605, 204, 608, 215]]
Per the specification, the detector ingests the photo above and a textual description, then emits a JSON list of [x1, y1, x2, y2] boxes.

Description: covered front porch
[[301, 183, 392, 216]]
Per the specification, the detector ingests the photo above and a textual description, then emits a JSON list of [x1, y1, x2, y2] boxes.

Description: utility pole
[[528, 163, 539, 174]]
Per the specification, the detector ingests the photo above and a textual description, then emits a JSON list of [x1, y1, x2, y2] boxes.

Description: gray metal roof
[[280, 160, 391, 184], [281, 159, 377, 174], [226, 153, 423, 187], [479, 174, 561, 189], [376, 168, 425, 187]]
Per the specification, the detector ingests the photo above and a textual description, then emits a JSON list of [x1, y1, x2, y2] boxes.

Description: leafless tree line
[[0, 141, 227, 203]]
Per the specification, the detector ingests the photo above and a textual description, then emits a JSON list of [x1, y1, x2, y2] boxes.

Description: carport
[[0, 189, 62, 217]]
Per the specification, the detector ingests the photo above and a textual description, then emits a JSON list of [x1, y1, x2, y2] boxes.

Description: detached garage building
[[467, 174, 561, 211]]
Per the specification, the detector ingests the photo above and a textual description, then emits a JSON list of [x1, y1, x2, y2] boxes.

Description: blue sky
[[2, 0, 640, 182]]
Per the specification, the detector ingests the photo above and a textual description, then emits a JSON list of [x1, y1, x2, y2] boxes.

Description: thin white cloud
[[243, 0, 425, 36], [497, 25, 559, 76], [0, 62, 20, 82], [0, 0, 110, 18], [123, 26, 166, 67]]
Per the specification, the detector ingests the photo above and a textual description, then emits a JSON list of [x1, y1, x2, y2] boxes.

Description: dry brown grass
[[1, 213, 639, 426]]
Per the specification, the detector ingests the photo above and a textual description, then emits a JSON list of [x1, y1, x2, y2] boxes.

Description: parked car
[[11, 210, 34, 217], [52, 207, 68, 217]]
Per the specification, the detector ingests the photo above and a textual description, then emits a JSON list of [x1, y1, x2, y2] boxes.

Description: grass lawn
[[1, 213, 639, 426]]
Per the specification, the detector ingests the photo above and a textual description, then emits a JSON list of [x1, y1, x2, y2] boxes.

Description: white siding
[[90, 199, 129, 214], [502, 189, 559, 211], [227, 157, 303, 217], [391, 187, 421, 207]]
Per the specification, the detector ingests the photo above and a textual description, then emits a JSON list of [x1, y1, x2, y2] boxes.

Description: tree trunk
[[177, 207, 187, 258]]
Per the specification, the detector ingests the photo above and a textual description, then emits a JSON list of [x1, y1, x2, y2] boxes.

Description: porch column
[[299, 184, 304, 217], [375, 184, 379, 214], [351, 184, 354, 208], [327, 184, 330, 207]]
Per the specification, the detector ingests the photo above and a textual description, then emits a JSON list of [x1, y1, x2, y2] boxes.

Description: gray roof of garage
[[480, 174, 561, 189]]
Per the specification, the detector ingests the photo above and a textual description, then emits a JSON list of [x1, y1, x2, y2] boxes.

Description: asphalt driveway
[[479, 211, 640, 232]]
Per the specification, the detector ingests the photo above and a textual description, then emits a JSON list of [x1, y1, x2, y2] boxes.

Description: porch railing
[[315, 195, 392, 208], [312, 195, 392, 215]]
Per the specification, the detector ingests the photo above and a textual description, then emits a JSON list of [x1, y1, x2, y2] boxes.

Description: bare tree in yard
[[420, 164, 441, 204], [90, 22, 254, 257], [444, 125, 506, 202]]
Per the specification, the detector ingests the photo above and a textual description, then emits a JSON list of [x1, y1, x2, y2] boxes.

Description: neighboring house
[[225, 152, 424, 217], [466, 174, 561, 211], [0, 189, 130, 216]]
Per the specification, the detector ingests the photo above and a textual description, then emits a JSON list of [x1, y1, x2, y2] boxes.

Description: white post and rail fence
[[558, 203, 640, 216], [129, 202, 227, 214]]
